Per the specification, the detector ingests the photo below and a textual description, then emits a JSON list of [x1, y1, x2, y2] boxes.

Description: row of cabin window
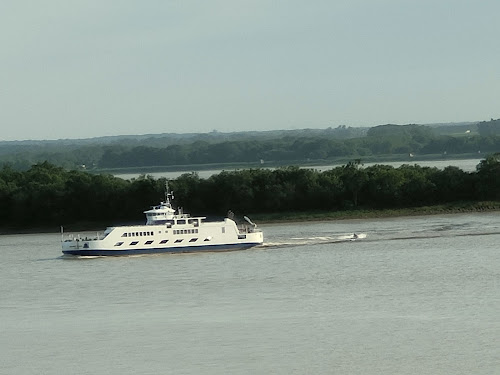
[[114, 237, 210, 247], [121, 229, 199, 238], [177, 219, 200, 226], [122, 231, 154, 237], [173, 229, 199, 235]]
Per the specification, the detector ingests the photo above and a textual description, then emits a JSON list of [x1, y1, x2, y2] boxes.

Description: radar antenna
[[243, 216, 257, 228]]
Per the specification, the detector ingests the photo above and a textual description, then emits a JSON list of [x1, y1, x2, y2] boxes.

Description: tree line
[[97, 124, 500, 168], [2, 121, 500, 171], [0, 154, 499, 231]]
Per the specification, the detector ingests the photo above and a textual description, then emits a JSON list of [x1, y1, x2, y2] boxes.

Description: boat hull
[[62, 242, 262, 256]]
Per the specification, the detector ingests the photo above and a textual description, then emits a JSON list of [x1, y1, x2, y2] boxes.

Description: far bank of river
[[252, 201, 500, 224], [114, 158, 482, 180], [4, 200, 498, 236]]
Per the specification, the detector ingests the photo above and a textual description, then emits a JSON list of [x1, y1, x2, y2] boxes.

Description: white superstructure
[[62, 184, 263, 256]]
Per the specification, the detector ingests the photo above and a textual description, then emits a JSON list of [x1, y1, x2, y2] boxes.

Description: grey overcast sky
[[1, 1, 499, 141]]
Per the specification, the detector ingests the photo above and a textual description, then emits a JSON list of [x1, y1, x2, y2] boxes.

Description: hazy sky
[[2, 0, 500, 141]]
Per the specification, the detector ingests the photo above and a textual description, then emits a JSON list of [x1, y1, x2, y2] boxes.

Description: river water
[[115, 158, 482, 180], [1, 212, 499, 374]]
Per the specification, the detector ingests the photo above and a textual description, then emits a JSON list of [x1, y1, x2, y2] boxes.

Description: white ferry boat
[[61, 185, 263, 256]]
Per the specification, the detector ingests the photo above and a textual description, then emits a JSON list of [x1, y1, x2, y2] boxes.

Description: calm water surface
[[1, 212, 499, 374], [115, 158, 482, 180]]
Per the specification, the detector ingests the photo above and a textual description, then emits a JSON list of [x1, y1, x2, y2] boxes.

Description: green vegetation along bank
[[2, 120, 500, 172], [0, 153, 499, 233]]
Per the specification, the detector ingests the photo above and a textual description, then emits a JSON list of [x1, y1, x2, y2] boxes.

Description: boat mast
[[164, 181, 174, 208]]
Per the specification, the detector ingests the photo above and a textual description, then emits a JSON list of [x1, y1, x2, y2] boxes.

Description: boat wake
[[260, 233, 367, 249]]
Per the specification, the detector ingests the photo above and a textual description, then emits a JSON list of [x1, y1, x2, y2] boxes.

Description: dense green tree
[[363, 165, 403, 207], [0, 157, 499, 231], [340, 160, 367, 207], [430, 166, 474, 202], [397, 165, 438, 205], [477, 119, 500, 136], [475, 153, 500, 200]]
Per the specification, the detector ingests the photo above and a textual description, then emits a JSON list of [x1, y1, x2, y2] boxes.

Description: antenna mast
[[164, 181, 174, 207]]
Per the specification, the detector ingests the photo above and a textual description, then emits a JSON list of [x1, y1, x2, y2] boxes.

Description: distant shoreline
[[95, 153, 483, 177], [254, 201, 500, 224], [2, 201, 498, 235]]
